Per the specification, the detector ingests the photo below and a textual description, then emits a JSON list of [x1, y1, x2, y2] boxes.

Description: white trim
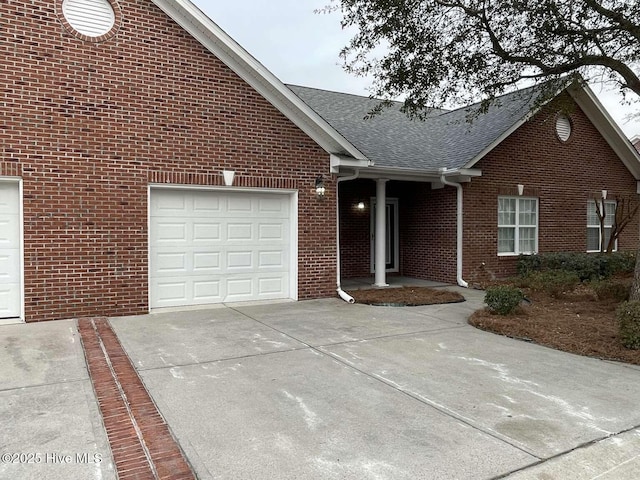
[[150, 0, 367, 161], [370, 197, 399, 274], [0, 177, 24, 323], [147, 184, 298, 312]]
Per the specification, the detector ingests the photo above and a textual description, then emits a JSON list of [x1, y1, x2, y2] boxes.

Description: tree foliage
[[331, 0, 640, 113]]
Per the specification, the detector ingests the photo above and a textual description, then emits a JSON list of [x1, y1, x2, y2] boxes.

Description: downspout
[[336, 169, 360, 303], [439, 169, 469, 288]]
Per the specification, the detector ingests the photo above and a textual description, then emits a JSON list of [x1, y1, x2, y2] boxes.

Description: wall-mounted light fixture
[[356, 201, 365, 210], [315, 175, 326, 198], [517, 184, 524, 196], [602, 189, 608, 200]]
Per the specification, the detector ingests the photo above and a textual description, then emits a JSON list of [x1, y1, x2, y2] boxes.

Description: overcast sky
[[192, 0, 640, 139]]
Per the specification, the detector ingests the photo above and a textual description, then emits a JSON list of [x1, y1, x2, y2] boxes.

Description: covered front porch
[[337, 176, 465, 289]]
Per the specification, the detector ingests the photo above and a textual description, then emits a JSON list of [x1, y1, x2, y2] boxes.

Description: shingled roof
[[287, 84, 550, 171]]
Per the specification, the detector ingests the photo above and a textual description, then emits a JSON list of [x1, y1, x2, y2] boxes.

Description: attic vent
[[62, 0, 115, 37], [555, 114, 572, 142]]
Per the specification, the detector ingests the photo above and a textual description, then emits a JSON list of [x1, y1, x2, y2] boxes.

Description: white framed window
[[587, 200, 617, 252], [498, 197, 538, 255]]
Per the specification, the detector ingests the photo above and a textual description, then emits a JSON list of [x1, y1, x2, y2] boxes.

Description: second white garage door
[[150, 188, 294, 308]]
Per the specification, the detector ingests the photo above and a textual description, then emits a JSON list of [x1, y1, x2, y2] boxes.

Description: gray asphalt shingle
[[288, 84, 547, 171]]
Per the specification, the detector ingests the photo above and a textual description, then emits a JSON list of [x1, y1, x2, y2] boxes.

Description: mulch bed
[[346, 286, 465, 306], [469, 291, 640, 365]]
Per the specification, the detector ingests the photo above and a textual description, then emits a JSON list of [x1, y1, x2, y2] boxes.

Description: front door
[[370, 198, 399, 272]]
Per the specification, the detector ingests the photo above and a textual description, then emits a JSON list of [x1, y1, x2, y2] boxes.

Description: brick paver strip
[[78, 317, 196, 480]]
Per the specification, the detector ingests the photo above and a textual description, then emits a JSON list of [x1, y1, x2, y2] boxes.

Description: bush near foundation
[[517, 252, 635, 281], [591, 279, 630, 302], [519, 270, 581, 298], [485, 286, 524, 315], [617, 301, 640, 350]]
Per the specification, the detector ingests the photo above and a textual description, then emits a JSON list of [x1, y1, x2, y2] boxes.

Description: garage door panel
[[227, 223, 253, 241], [193, 280, 222, 302], [227, 251, 253, 270], [150, 189, 292, 308], [154, 222, 187, 243], [192, 193, 221, 213], [193, 252, 221, 272], [258, 223, 286, 241], [0, 284, 20, 318], [193, 221, 221, 243], [258, 276, 287, 296], [154, 252, 188, 274], [0, 217, 20, 246], [259, 197, 288, 215], [153, 191, 187, 214], [227, 196, 253, 213], [258, 251, 285, 269]]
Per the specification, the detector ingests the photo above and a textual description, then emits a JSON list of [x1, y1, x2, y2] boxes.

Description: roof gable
[[150, 0, 366, 160]]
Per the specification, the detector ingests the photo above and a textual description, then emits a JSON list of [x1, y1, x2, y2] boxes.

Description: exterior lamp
[[356, 201, 365, 210], [315, 175, 326, 198]]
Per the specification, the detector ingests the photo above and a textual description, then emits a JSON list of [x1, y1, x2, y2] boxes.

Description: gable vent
[[62, 0, 115, 37], [555, 114, 572, 142]]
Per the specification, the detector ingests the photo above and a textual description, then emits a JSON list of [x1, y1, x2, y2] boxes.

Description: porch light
[[356, 201, 365, 210], [315, 175, 326, 198], [602, 189, 608, 200]]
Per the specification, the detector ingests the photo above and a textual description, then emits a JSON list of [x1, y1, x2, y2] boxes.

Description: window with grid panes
[[498, 197, 538, 255], [587, 200, 617, 252]]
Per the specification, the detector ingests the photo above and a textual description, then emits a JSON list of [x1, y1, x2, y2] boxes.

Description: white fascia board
[[568, 83, 640, 180], [151, 0, 367, 161], [356, 166, 481, 183]]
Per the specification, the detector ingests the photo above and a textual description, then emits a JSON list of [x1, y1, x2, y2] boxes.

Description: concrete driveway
[[2, 288, 640, 479]]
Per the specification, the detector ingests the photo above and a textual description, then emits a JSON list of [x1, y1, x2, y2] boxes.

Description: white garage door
[[0, 181, 21, 319], [150, 188, 293, 308]]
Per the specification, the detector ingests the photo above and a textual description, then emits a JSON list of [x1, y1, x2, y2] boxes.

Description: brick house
[[290, 85, 640, 288], [1, 0, 639, 323]]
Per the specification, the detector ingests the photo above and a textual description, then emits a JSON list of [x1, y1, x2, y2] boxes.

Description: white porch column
[[374, 178, 389, 287]]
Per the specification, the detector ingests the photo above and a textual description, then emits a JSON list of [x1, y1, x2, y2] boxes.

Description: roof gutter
[[440, 169, 469, 288]]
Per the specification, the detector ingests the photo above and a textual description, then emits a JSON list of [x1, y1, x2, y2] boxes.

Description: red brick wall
[[400, 184, 458, 283], [339, 179, 374, 278], [463, 97, 639, 284], [1, 0, 334, 321]]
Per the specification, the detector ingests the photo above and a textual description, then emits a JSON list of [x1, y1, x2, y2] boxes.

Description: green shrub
[[523, 270, 580, 297], [591, 279, 630, 302], [485, 286, 524, 315], [617, 301, 640, 349], [517, 252, 635, 281]]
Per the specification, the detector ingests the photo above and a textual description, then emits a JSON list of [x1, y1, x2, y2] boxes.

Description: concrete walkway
[[2, 288, 640, 479]]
